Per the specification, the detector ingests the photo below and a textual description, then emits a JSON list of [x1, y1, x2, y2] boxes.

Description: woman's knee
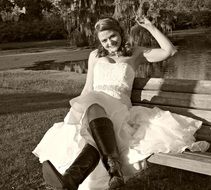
[[87, 104, 107, 122]]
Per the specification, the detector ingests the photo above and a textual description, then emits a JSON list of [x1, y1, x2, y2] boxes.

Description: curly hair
[[94, 17, 133, 57]]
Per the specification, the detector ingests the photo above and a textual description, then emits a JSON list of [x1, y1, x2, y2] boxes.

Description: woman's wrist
[[146, 24, 158, 33]]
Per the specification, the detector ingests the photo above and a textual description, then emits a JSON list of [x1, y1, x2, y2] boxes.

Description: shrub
[[0, 19, 67, 43], [174, 10, 211, 30], [192, 10, 211, 28]]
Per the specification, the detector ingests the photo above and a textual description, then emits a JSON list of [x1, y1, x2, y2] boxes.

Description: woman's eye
[[110, 35, 116, 39]]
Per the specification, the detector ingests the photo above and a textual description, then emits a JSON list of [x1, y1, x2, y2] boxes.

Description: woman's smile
[[98, 30, 122, 53]]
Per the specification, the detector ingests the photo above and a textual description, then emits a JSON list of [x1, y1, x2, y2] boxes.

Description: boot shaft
[[65, 144, 100, 185], [89, 117, 125, 188], [89, 117, 119, 158], [42, 144, 100, 190]]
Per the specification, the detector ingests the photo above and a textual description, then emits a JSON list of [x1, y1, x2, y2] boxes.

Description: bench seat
[[131, 78, 211, 176], [148, 151, 211, 176]]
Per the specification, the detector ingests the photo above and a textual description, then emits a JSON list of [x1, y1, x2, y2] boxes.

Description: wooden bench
[[131, 78, 211, 176]]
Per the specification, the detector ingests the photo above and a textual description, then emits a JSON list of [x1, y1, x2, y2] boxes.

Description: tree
[[14, 0, 53, 20], [0, 0, 14, 12], [50, 0, 115, 46]]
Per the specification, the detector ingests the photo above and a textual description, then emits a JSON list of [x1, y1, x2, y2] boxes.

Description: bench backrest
[[131, 78, 211, 145]]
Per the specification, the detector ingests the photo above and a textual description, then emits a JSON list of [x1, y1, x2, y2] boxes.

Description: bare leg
[[87, 103, 107, 122]]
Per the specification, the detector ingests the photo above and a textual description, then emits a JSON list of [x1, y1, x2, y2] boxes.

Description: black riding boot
[[42, 144, 100, 190], [89, 117, 124, 189]]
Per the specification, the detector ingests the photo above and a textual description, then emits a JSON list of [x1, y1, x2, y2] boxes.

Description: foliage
[[0, 0, 14, 12], [48, 0, 115, 46], [0, 0, 211, 44], [192, 10, 211, 27], [49, 0, 211, 47], [14, 0, 53, 20], [0, 18, 66, 43], [0, 0, 53, 20]]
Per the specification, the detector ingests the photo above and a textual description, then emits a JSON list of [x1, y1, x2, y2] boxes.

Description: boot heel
[[42, 160, 65, 188], [109, 176, 125, 189]]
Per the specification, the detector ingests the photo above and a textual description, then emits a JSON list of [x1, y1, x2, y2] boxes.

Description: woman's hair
[[94, 17, 133, 57]]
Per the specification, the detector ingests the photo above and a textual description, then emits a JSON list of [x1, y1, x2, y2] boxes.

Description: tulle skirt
[[32, 91, 209, 190]]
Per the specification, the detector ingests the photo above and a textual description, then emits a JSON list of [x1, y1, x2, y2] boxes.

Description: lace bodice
[[93, 60, 135, 106]]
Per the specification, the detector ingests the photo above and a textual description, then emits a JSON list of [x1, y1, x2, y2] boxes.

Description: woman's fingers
[[135, 16, 144, 24], [135, 16, 153, 29], [135, 16, 146, 26]]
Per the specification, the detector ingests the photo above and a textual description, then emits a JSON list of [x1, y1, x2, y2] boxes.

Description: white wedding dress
[[33, 59, 209, 190]]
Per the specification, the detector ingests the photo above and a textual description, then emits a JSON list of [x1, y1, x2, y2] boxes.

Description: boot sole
[[109, 176, 125, 189], [42, 160, 66, 189]]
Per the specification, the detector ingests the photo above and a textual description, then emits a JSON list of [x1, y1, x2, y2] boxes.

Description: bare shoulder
[[89, 49, 98, 58], [88, 49, 99, 67]]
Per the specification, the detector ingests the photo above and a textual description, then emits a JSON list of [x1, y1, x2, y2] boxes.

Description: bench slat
[[133, 78, 211, 94], [132, 103, 211, 126], [148, 152, 211, 176], [132, 78, 211, 175], [131, 90, 211, 110], [195, 125, 211, 143]]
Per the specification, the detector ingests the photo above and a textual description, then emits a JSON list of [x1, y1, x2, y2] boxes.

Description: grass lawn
[[1, 69, 211, 190], [0, 107, 69, 190], [0, 40, 68, 51]]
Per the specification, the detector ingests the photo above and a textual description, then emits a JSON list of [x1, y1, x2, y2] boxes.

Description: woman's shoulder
[[89, 49, 99, 58], [88, 49, 99, 68]]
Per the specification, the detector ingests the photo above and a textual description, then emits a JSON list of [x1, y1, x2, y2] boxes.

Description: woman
[[33, 16, 209, 190]]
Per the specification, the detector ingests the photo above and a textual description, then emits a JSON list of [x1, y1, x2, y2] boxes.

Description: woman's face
[[98, 30, 122, 54]]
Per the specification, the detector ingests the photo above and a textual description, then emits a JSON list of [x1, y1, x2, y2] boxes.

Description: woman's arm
[[136, 17, 177, 62], [80, 49, 98, 96]]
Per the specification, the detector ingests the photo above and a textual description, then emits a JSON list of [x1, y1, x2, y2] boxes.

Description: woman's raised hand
[[135, 16, 154, 30]]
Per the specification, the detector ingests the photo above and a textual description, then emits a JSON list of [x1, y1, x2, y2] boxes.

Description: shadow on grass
[[24, 59, 88, 74], [123, 163, 211, 190], [24, 60, 71, 71], [0, 92, 72, 114]]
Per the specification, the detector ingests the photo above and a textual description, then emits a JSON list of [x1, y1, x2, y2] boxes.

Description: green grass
[[1, 69, 211, 190]]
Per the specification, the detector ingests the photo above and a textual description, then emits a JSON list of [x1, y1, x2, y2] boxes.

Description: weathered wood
[[131, 90, 211, 110], [133, 78, 211, 94], [131, 78, 211, 176], [195, 125, 211, 143], [148, 152, 211, 176], [132, 103, 211, 126]]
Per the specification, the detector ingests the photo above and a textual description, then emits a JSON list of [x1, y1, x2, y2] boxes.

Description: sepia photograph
[[0, 0, 211, 189]]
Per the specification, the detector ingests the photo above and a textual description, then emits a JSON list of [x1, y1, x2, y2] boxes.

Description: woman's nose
[[107, 39, 112, 46]]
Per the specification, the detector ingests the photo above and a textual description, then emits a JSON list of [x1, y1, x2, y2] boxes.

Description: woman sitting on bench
[[33, 16, 209, 190]]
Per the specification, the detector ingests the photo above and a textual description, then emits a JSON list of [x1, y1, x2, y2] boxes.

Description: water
[[137, 30, 211, 80], [24, 29, 211, 80]]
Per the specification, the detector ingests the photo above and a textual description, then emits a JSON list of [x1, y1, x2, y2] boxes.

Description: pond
[[137, 29, 211, 80], [25, 28, 211, 81]]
